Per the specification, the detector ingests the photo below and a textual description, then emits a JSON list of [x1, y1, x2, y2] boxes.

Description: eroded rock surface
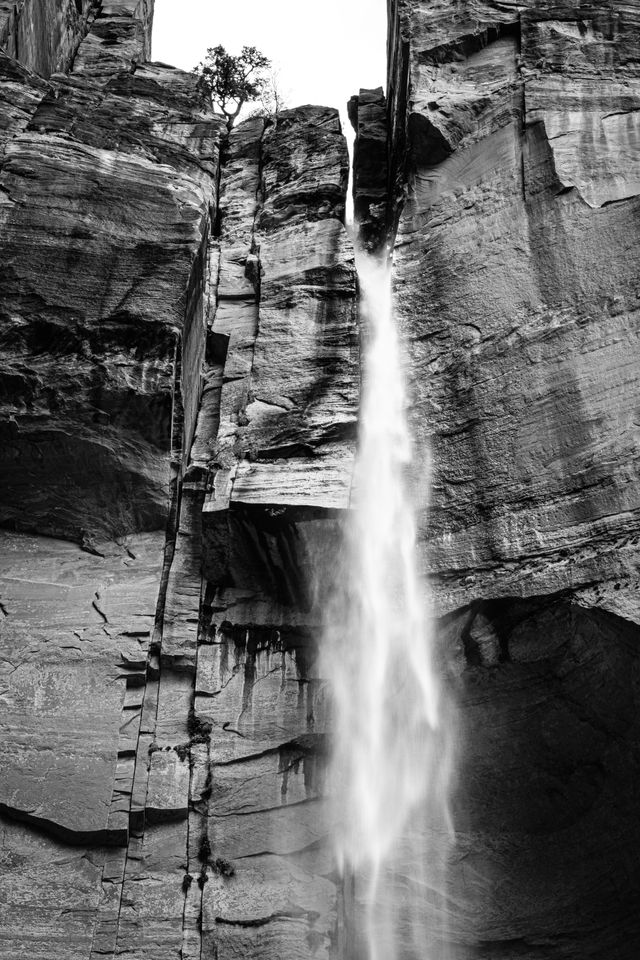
[[0, 3, 224, 541], [0, 3, 355, 957], [0, 0, 96, 77], [349, 86, 388, 250], [2, 0, 640, 958], [385, 1, 640, 956], [0, 532, 161, 844], [388, 0, 640, 610]]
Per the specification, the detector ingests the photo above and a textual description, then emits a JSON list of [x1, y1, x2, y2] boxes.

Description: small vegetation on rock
[[193, 45, 271, 127], [198, 833, 212, 864], [187, 705, 212, 745], [246, 70, 287, 120], [213, 857, 236, 878]]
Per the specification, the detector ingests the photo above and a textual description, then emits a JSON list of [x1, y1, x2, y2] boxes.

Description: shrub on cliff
[[193, 44, 271, 127], [246, 70, 287, 120]]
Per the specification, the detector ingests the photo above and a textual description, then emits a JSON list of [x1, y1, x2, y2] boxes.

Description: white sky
[[151, 0, 387, 124]]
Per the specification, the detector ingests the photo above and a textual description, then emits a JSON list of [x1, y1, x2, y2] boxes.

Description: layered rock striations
[[348, 86, 388, 250], [0, 3, 356, 959], [0, 0, 221, 542], [3, 0, 640, 958], [388, 0, 640, 607], [0, 0, 97, 77], [385, 0, 640, 956]]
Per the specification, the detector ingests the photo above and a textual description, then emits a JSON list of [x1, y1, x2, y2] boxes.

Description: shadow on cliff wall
[[445, 595, 640, 958]]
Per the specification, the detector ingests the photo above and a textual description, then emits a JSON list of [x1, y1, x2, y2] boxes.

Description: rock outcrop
[[0, 0, 222, 542], [0, 3, 356, 958], [384, 0, 640, 956], [388, 0, 640, 610], [0, 0, 96, 77], [348, 86, 388, 250]]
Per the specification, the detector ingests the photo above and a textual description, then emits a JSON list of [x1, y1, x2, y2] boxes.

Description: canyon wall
[[2, 0, 640, 958], [0, 2, 356, 957], [382, 0, 640, 956]]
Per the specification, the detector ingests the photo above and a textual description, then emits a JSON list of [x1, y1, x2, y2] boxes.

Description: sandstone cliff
[[0, 2, 356, 957], [2, 0, 640, 959], [382, 0, 640, 956]]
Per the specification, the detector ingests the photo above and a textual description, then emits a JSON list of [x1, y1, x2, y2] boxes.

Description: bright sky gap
[[152, 0, 388, 128]]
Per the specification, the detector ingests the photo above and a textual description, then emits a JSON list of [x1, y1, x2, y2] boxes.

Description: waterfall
[[323, 246, 454, 960]]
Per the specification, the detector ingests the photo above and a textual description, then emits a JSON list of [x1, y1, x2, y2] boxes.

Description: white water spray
[[323, 247, 454, 960]]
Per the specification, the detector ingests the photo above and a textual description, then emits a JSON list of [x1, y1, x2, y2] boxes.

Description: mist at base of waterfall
[[322, 248, 455, 960]]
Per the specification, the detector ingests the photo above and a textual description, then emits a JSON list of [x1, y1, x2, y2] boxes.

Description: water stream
[[323, 246, 454, 959]]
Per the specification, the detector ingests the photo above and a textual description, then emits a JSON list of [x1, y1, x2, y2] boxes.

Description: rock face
[[348, 86, 388, 250], [0, 0, 222, 542], [0, 0, 96, 77], [385, 0, 640, 956], [388, 0, 640, 610], [0, 2, 356, 959], [2, 0, 640, 958]]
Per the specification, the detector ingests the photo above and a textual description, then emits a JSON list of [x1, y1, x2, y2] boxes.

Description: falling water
[[323, 246, 454, 960]]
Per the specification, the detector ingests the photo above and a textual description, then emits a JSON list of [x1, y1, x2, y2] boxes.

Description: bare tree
[[246, 70, 288, 121]]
